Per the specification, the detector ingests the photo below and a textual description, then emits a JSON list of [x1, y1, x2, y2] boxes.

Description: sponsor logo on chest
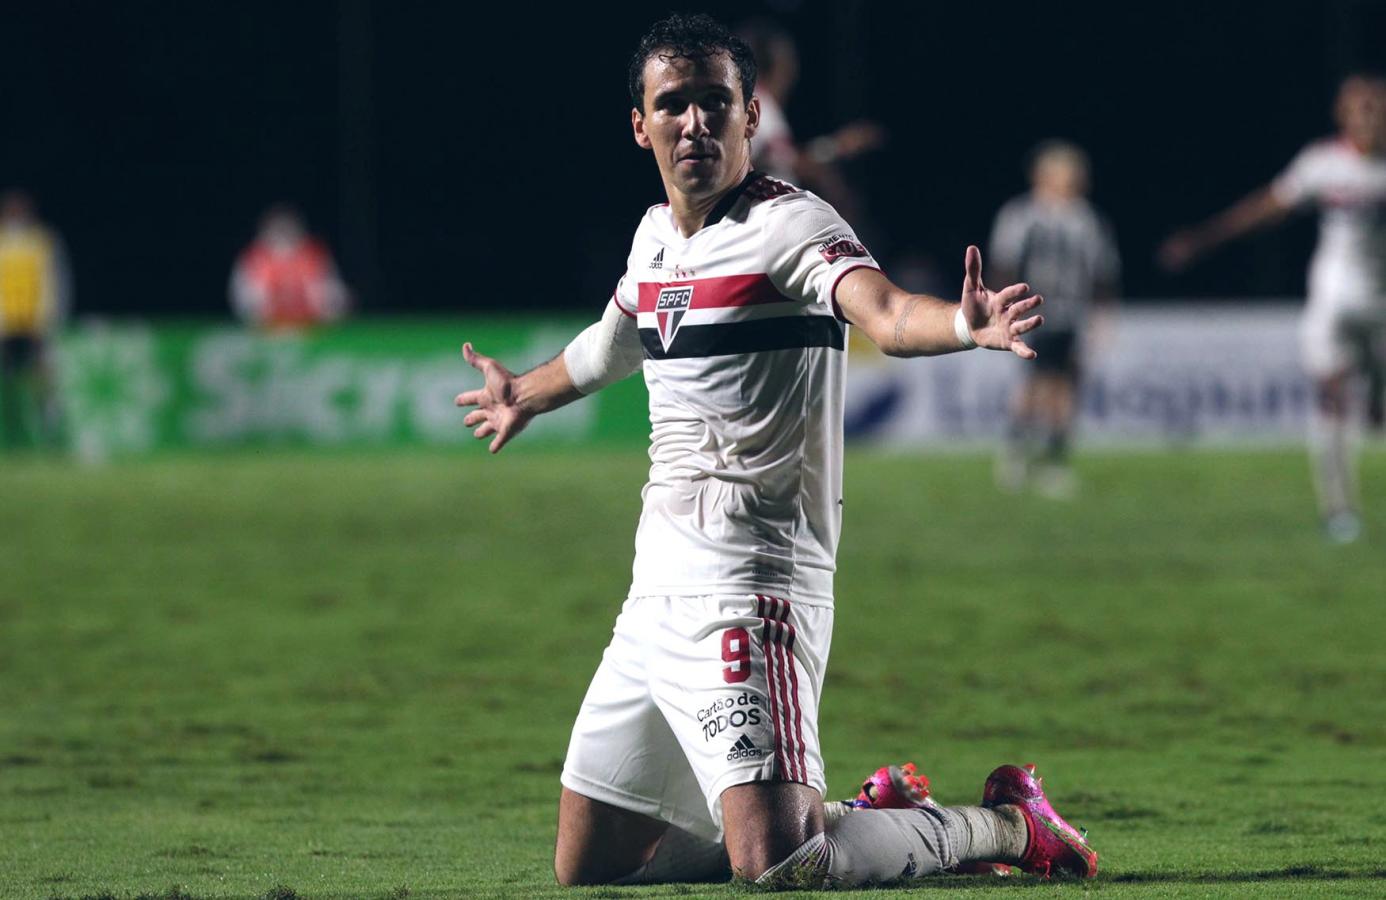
[[655, 285, 694, 351]]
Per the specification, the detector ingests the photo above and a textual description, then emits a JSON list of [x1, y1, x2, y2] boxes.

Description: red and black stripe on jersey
[[636, 172, 841, 360], [639, 316, 844, 360], [635, 273, 843, 360]]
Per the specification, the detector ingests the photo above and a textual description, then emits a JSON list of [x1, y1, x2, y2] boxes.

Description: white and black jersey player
[[1161, 73, 1386, 542], [456, 13, 1099, 889], [989, 141, 1120, 498]]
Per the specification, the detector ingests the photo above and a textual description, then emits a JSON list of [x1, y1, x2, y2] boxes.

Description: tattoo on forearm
[[893, 299, 920, 351]]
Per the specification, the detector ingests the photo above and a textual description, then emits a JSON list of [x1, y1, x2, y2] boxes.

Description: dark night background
[[3, 0, 1384, 318]]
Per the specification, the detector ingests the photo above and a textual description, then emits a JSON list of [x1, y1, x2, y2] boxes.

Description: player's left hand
[[959, 245, 1043, 359], [1156, 231, 1200, 272]]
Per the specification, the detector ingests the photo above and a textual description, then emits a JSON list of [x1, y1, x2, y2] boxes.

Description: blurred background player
[[0, 189, 70, 450], [230, 204, 349, 331], [737, 19, 885, 228], [1160, 73, 1386, 542], [989, 141, 1121, 497]]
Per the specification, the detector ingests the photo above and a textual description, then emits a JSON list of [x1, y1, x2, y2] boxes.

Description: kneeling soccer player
[[456, 13, 1097, 886]]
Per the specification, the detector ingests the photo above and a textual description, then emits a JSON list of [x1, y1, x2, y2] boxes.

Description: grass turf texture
[[2, 448, 1385, 899]]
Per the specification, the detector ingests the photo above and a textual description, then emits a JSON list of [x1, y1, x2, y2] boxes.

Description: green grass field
[[3, 448, 1385, 899]]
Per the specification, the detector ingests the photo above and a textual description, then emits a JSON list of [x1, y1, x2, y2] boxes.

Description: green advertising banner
[[49, 319, 650, 459]]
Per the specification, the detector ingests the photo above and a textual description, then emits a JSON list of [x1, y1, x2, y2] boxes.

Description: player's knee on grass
[[554, 835, 658, 886], [553, 788, 667, 885], [721, 781, 824, 881]]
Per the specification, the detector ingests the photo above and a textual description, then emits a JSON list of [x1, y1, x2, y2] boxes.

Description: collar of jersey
[[697, 169, 764, 231]]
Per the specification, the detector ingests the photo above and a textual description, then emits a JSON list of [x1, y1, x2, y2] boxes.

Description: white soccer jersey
[[608, 173, 879, 607], [987, 194, 1120, 331], [1272, 138, 1386, 308]]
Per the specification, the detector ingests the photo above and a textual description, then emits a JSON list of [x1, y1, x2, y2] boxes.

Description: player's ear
[[632, 107, 653, 150], [744, 95, 760, 140]]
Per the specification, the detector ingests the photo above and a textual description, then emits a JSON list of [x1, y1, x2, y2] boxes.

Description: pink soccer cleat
[[850, 762, 935, 810], [981, 763, 1097, 878]]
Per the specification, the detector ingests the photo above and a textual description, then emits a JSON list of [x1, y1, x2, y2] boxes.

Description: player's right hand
[[455, 343, 531, 454], [1156, 231, 1200, 272]]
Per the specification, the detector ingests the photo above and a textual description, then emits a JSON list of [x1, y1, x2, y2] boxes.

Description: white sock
[[756, 805, 1025, 887], [1308, 407, 1359, 517], [949, 804, 1027, 862]]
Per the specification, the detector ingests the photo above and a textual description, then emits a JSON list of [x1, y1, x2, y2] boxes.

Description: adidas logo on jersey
[[727, 733, 766, 761], [649, 248, 663, 270], [655, 285, 693, 352]]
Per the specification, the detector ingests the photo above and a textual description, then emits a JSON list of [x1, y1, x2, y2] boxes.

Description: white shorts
[[1301, 295, 1386, 378], [560, 594, 832, 842]]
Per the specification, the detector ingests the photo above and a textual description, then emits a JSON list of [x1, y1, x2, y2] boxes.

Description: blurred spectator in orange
[[0, 189, 70, 449], [738, 19, 884, 224], [230, 204, 349, 330]]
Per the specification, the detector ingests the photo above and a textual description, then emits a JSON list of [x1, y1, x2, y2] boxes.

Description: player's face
[[633, 51, 759, 201], [1337, 79, 1386, 153], [1034, 156, 1087, 199]]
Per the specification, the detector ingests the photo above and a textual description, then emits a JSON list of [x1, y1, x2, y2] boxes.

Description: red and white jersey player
[[611, 171, 878, 607]]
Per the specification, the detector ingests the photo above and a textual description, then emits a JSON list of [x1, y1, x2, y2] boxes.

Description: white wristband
[[954, 307, 977, 350]]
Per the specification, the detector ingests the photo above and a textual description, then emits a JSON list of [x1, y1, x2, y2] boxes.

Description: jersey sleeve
[[563, 296, 643, 394], [762, 192, 880, 317], [988, 198, 1028, 274], [611, 272, 638, 318], [1271, 144, 1324, 208]]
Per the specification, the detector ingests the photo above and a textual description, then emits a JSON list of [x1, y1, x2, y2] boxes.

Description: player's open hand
[[1156, 230, 1200, 272], [959, 245, 1044, 360], [454, 343, 532, 453]]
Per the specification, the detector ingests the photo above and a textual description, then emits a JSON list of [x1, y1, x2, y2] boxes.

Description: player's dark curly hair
[[628, 13, 757, 111]]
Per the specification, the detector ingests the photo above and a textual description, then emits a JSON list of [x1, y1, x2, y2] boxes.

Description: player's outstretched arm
[[454, 344, 583, 454], [1158, 187, 1291, 272], [835, 245, 1043, 359], [455, 300, 642, 453]]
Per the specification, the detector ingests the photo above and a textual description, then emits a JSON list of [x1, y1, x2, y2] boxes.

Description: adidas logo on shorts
[[727, 733, 766, 762]]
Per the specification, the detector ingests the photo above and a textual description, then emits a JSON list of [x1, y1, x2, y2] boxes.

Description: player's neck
[[666, 160, 753, 238], [1034, 187, 1079, 206], [1342, 134, 1384, 157]]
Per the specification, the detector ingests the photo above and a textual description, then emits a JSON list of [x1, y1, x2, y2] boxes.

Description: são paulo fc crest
[[655, 285, 694, 351]]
